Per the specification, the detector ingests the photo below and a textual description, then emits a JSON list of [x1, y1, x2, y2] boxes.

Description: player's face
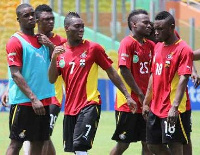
[[37, 11, 54, 33], [18, 7, 35, 29], [154, 20, 171, 42], [133, 14, 152, 36], [66, 17, 84, 42]]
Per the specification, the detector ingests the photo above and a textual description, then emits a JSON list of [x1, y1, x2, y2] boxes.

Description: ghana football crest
[[80, 50, 87, 67]]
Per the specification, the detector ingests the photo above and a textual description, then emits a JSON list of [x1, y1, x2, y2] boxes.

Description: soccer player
[[48, 12, 137, 155], [110, 9, 154, 155], [5, 3, 55, 155], [143, 11, 193, 155], [35, 4, 66, 155]]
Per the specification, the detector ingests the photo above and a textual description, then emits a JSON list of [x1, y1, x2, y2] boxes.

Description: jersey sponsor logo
[[119, 131, 126, 140], [19, 130, 26, 138], [80, 59, 85, 67], [80, 51, 87, 58], [35, 52, 46, 62], [8, 57, 15, 62], [133, 55, 139, 63], [59, 59, 65, 68], [166, 52, 174, 60], [186, 65, 191, 71]]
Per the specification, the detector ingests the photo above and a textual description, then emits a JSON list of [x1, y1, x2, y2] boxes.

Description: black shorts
[[111, 111, 146, 143], [63, 104, 101, 152], [146, 110, 191, 144], [49, 104, 61, 136], [9, 104, 50, 142]]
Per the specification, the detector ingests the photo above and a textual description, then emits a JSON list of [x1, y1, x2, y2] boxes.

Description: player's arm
[[10, 66, 45, 115], [1, 85, 9, 107], [120, 66, 144, 104], [191, 62, 200, 88], [105, 66, 137, 113], [142, 74, 153, 120], [48, 46, 65, 83], [167, 74, 190, 125], [193, 49, 200, 60]]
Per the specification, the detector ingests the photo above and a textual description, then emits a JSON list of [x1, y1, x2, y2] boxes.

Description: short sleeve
[[6, 36, 23, 67], [118, 38, 133, 69], [94, 44, 113, 70], [178, 46, 193, 75]]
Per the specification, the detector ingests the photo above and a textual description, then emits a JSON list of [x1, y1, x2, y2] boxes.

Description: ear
[[65, 26, 69, 32], [131, 21, 137, 28]]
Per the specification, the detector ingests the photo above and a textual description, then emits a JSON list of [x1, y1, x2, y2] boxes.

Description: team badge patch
[[59, 59, 65, 68], [133, 55, 139, 63], [80, 59, 85, 67]]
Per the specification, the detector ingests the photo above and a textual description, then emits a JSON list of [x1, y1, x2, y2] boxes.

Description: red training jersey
[[6, 32, 51, 106], [115, 35, 155, 113], [57, 40, 113, 115], [151, 39, 193, 118]]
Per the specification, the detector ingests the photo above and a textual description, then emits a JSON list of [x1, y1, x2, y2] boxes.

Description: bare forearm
[[193, 49, 200, 61], [143, 74, 153, 106], [12, 72, 37, 101], [120, 66, 143, 96], [106, 67, 130, 98], [48, 57, 59, 83]]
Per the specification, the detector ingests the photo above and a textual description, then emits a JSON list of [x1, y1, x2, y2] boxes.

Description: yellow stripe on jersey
[[179, 115, 189, 144], [117, 112, 121, 124], [116, 68, 132, 108], [54, 75, 64, 104], [86, 63, 100, 103], [11, 105, 18, 125], [170, 72, 187, 113]]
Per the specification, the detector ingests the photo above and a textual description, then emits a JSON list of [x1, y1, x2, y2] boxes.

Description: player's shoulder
[[6, 33, 21, 47], [178, 40, 193, 52], [84, 40, 104, 50], [145, 39, 156, 47], [52, 34, 67, 42], [121, 35, 137, 44]]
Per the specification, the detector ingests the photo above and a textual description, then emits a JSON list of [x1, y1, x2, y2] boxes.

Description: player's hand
[[31, 98, 46, 115], [51, 46, 65, 59], [167, 105, 179, 126], [142, 104, 149, 121], [191, 72, 200, 88], [1, 90, 9, 107], [126, 97, 137, 114], [37, 33, 53, 47]]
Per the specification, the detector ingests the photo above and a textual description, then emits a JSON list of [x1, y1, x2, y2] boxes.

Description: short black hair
[[155, 11, 175, 26], [35, 4, 52, 19], [127, 9, 148, 30], [64, 12, 80, 27], [16, 3, 32, 17]]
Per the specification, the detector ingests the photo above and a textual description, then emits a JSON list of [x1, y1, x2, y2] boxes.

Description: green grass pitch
[[0, 111, 200, 155]]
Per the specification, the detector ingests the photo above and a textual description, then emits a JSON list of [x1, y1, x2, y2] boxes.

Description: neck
[[132, 32, 144, 44], [67, 39, 82, 47], [164, 34, 179, 46], [21, 28, 34, 36], [38, 29, 53, 38]]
